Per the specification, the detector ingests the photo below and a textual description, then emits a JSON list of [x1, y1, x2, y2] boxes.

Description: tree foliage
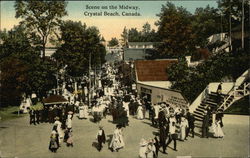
[[127, 23, 160, 42], [168, 50, 250, 102], [156, 2, 196, 58], [14, 0, 67, 58], [192, 5, 222, 47], [0, 25, 57, 106], [52, 20, 106, 77], [120, 27, 128, 47], [218, 0, 249, 29], [108, 37, 119, 47]]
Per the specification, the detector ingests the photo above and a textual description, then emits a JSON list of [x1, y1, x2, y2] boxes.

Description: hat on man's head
[[139, 138, 148, 146]]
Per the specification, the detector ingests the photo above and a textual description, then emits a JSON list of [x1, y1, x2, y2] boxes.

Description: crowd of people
[[25, 62, 225, 157]]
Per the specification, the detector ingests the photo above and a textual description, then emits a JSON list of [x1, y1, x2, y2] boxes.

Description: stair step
[[197, 106, 207, 110], [202, 101, 217, 105], [194, 110, 204, 116], [193, 113, 204, 119], [195, 117, 203, 122], [210, 92, 228, 97], [205, 98, 217, 102], [196, 108, 205, 113]]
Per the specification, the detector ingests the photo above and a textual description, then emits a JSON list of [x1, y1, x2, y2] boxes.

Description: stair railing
[[219, 91, 234, 111], [219, 69, 249, 111]]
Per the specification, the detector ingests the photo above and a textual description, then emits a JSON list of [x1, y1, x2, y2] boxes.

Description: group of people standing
[[138, 102, 196, 157], [49, 111, 74, 152], [202, 108, 224, 139]]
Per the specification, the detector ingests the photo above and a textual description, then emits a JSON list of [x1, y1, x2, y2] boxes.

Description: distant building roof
[[135, 59, 178, 81], [128, 42, 156, 45]]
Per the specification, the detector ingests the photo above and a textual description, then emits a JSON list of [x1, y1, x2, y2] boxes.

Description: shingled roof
[[135, 59, 177, 81]]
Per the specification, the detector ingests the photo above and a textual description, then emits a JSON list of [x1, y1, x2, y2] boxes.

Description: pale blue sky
[[1, 1, 218, 40]]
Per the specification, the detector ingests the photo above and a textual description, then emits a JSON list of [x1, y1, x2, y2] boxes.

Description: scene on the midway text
[[0, 0, 249, 158]]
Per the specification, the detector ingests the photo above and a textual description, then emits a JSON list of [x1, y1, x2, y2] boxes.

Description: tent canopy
[[42, 95, 68, 105]]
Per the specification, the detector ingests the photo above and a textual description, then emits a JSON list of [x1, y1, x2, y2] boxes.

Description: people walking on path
[[109, 125, 125, 152], [66, 129, 73, 147], [96, 126, 106, 151], [166, 120, 178, 152], [49, 126, 59, 152], [136, 105, 144, 120]]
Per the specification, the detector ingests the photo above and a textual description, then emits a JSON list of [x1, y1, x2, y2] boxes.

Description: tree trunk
[[42, 43, 46, 59]]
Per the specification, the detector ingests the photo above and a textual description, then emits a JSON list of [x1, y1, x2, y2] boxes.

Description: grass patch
[[0, 106, 27, 122], [224, 95, 250, 115], [30, 102, 44, 110]]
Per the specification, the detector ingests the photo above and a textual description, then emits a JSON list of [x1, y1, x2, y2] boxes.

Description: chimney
[[185, 56, 191, 66]]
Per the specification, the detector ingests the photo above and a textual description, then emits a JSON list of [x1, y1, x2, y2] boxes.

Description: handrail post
[[243, 83, 246, 96]]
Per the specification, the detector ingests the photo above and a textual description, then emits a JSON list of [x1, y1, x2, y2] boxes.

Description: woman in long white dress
[[214, 119, 224, 138], [54, 117, 63, 145], [136, 105, 144, 120], [82, 104, 89, 119], [66, 113, 73, 129], [211, 111, 217, 134], [79, 106, 84, 119], [109, 126, 125, 152], [123, 101, 130, 118], [180, 117, 189, 141]]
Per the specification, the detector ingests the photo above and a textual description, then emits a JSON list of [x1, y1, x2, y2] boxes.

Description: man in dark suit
[[158, 109, 166, 127], [185, 109, 191, 137], [159, 123, 169, 154], [202, 111, 210, 138], [96, 126, 106, 151], [188, 113, 195, 137], [154, 136, 160, 158], [29, 109, 36, 125]]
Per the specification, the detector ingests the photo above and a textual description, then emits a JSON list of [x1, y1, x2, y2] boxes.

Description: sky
[[0, 1, 218, 41]]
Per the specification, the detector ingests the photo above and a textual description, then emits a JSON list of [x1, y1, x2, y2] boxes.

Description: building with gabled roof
[[134, 59, 189, 109]]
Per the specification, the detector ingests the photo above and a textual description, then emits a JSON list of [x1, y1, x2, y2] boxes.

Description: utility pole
[[242, 0, 245, 49], [88, 52, 91, 107], [229, 0, 232, 52]]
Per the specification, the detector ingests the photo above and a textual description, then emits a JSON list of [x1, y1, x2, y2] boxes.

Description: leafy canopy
[[14, 0, 68, 58]]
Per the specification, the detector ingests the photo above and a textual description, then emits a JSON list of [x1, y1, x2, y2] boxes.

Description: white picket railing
[[190, 69, 249, 113]]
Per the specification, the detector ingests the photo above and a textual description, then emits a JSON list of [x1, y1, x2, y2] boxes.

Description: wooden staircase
[[193, 92, 229, 122], [192, 69, 250, 124]]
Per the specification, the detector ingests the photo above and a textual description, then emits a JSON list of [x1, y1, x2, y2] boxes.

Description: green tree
[[0, 25, 57, 106], [142, 22, 151, 35], [52, 20, 106, 77], [120, 27, 128, 47], [218, 0, 250, 50], [108, 37, 119, 47], [14, 0, 68, 58], [218, 0, 249, 29], [156, 2, 196, 57], [168, 50, 250, 102], [0, 58, 29, 107], [192, 5, 222, 47], [127, 24, 159, 42], [128, 28, 141, 42]]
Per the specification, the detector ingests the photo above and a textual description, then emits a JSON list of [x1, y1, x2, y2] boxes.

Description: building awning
[[42, 95, 68, 105]]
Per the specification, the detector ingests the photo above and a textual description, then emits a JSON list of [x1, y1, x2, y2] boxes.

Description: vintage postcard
[[0, 0, 249, 158]]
